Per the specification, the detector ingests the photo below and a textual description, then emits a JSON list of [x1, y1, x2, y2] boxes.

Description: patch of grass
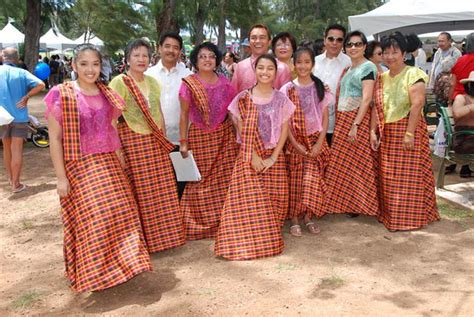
[[319, 275, 345, 289], [274, 263, 297, 272], [21, 219, 34, 230], [11, 290, 41, 310], [437, 198, 474, 220]]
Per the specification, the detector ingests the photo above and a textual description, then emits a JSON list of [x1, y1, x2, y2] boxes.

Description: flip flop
[[305, 222, 321, 234], [12, 184, 26, 193], [290, 224, 302, 237]]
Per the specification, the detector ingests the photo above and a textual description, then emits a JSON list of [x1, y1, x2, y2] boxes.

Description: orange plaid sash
[[288, 85, 311, 151], [238, 92, 265, 163], [122, 75, 175, 152], [182, 75, 210, 127], [334, 67, 349, 122], [59, 81, 124, 161], [373, 72, 385, 138]]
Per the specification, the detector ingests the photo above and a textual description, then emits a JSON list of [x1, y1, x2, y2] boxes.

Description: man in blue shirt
[[0, 47, 45, 193]]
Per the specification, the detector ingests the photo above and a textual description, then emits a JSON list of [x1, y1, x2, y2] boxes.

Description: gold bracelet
[[405, 131, 414, 137]]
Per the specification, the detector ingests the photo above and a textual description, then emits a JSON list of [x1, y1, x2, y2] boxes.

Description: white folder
[[169, 151, 201, 182]]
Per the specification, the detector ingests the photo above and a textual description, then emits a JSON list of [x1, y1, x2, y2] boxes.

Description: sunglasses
[[345, 41, 364, 48], [327, 36, 344, 43]]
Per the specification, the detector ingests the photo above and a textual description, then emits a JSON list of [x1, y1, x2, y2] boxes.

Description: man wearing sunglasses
[[312, 24, 351, 145]]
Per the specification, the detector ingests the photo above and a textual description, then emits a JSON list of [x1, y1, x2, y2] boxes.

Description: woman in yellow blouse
[[109, 39, 185, 253], [371, 32, 440, 231]]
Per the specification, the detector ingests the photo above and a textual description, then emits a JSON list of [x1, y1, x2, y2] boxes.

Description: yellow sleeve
[[406, 66, 428, 87], [108, 75, 129, 102]]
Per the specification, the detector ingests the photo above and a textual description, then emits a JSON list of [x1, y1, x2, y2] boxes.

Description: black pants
[[326, 133, 333, 147], [172, 146, 187, 199]]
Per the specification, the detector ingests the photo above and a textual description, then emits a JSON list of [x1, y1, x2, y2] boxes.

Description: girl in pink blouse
[[215, 54, 295, 260], [281, 47, 332, 236], [45, 44, 151, 292]]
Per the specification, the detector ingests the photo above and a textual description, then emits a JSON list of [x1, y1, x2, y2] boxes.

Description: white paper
[[169, 151, 201, 182], [0, 106, 14, 126]]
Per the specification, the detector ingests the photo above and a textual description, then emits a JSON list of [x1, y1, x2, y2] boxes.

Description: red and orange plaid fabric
[[182, 75, 211, 127], [118, 123, 185, 252], [287, 131, 330, 219], [122, 75, 175, 152], [215, 150, 287, 260], [181, 119, 239, 240], [373, 73, 385, 138], [239, 92, 265, 162], [374, 79, 439, 230], [61, 153, 151, 292], [287, 85, 311, 151], [215, 93, 288, 260], [323, 109, 379, 216]]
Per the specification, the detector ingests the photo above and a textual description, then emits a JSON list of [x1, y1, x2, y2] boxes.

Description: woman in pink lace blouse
[[215, 54, 295, 260], [44, 44, 151, 292], [178, 42, 239, 240]]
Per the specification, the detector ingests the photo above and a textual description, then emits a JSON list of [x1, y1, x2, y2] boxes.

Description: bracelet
[[179, 139, 188, 143], [405, 131, 414, 137]]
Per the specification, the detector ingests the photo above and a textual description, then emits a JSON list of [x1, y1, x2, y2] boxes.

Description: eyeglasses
[[327, 36, 344, 43], [345, 41, 364, 48], [276, 43, 291, 49], [198, 54, 216, 60]]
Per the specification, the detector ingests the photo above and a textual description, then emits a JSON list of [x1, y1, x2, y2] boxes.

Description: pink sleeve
[[274, 64, 291, 89], [231, 63, 241, 92], [178, 82, 193, 104], [280, 94, 296, 123], [110, 90, 124, 119], [228, 91, 246, 119], [43, 86, 63, 125], [279, 82, 291, 96], [223, 77, 237, 105], [321, 91, 334, 110]]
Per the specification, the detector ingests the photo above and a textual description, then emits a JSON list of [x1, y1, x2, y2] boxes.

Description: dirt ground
[[0, 94, 473, 316]]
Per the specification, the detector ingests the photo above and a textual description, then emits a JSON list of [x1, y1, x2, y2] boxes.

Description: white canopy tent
[[74, 31, 104, 47], [40, 28, 76, 51], [349, 0, 474, 38], [0, 22, 25, 49]]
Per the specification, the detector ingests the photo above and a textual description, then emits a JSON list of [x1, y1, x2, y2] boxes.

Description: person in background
[[313, 38, 325, 56], [223, 51, 238, 78], [272, 32, 297, 79], [240, 38, 251, 60], [446, 33, 474, 177], [365, 41, 387, 73], [231, 24, 291, 93], [312, 24, 351, 146], [428, 32, 462, 90], [0, 47, 45, 193]]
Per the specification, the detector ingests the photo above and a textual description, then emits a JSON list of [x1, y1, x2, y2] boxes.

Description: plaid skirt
[[215, 150, 288, 260], [61, 152, 152, 292], [287, 131, 330, 219], [377, 117, 440, 230], [118, 123, 185, 253], [181, 119, 239, 240], [323, 109, 379, 216]]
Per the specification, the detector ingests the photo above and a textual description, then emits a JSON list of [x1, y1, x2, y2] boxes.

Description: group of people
[[3, 22, 462, 294]]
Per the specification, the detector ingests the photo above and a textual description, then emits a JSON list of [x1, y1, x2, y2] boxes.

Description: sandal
[[305, 222, 320, 234], [290, 224, 302, 237], [12, 184, 26, 193]]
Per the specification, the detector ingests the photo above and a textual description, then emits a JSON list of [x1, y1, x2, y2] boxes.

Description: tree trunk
[[24, 0, 41, 72], [155, 0, 178, 43], [217, 0, 226, 52], [194, 3, 206, 46]]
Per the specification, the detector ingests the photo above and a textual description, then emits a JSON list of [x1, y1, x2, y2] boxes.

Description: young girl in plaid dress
[[45, 44, 151, 292], [215, 54, 294, 260]]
